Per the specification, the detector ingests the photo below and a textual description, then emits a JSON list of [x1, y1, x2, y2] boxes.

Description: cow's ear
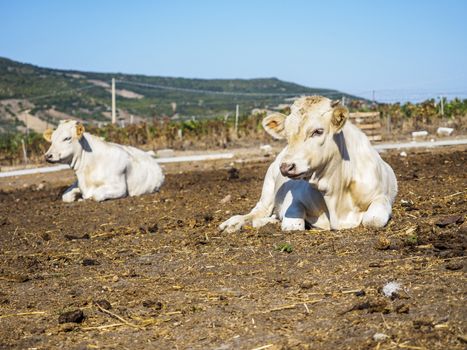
[[262, 113, 286, 140], [43, 128, 53, 142], [331, 106, 349, 133], [75, 123, 85, 139]]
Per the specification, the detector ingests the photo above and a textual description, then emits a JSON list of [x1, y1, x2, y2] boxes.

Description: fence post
[[25, 112, 30, 136], [387, 114, 391, 134], [111, 78, 116, 124], [439, 96, 444, 118], [21, 139, 28, 165], [235, 104, 239, 136]]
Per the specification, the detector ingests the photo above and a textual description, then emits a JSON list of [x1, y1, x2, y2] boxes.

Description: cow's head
[[43, 120, 85, 163], [262, 96, 349, 179]]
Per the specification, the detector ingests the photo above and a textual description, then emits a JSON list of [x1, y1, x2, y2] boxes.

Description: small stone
[[112, 275, 119, 282], [354, 290, 366, 297], [203, 214, 213, 222], [400, 199, 414, 208], [41, 232, 51, 241], [395, 303, 410, 314], [82, 258, 99, 266], [382, 282, 401, 298], [58, 309, 85, 324], [445, 262, 463, 271], [436, 215, 463, 228], [95, 299, 112, 310], [459, 221, 467, 235], [58, 323, 77, 332], [147, 223, 158, 234], [373, 333, 389, 342], [142, 300, 163, 310], [65, 233, 90, 241], [350, 299, 389, 313], [375, 236, 391, 250], [299, 281, 315, 289], [220, 194, 232, 204], [227, 167, 239, 180], [413, 319, 433, 330]]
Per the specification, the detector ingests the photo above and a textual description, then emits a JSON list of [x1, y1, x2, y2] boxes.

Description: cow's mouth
[[286, 172, 309, 180]]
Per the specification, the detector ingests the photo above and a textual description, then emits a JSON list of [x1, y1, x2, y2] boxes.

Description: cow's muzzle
[[45, 153, 57, 163], [280, 162, 302, 178]]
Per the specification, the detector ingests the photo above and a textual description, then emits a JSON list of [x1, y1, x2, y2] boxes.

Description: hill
[[0, 57, 361, 133]]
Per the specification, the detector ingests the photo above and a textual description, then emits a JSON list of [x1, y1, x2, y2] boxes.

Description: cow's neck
[[311, 133, 352, 194], [69, 135, 92, 172]]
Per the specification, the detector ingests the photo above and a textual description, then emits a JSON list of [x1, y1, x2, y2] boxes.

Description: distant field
[[0, 57, 358, 134]]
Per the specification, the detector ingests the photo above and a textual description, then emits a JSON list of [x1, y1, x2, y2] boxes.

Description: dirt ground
[[0, 147, 465, 350]]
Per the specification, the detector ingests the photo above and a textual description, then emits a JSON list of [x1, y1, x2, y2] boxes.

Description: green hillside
[[0, 57, 360, 133]]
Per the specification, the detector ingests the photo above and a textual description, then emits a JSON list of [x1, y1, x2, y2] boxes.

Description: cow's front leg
[[362, 197, 391, 228], [219, 163, 277, 233], [62, 181, 81, 202], [280, 202, 306, 231], [91, 180, 127, 202], [220, 208, 279, 233]]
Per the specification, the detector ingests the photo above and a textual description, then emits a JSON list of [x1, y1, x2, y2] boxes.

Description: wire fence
[[16, 79, 467, 104], [354, 89, 467, 103], [2, 78, 467, 132], [2, 78, 466, 166], [115, 79, 348, 98], [27, 85, 100, 101]]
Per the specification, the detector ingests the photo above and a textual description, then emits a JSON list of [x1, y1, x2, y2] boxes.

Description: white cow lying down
[[44, 120, 164, 202], [220, 96, 397, 232]]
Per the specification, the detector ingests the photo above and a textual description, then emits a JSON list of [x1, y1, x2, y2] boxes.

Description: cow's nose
[[45, 153, 53, 161], [280, 162, 296, 176]]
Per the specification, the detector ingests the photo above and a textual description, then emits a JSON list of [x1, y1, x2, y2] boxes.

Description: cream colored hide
[[219, 96, 397, 232], [44, 120, 164, 202]]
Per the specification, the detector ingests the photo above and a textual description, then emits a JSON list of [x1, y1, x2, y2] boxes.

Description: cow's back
[[121, 145, 164, 196]]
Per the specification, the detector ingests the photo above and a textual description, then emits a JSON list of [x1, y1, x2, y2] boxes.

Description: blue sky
[[1, 0, 466, 102]]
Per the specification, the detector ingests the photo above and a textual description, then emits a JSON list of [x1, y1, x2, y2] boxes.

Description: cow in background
[[44, 120, 164, 202]]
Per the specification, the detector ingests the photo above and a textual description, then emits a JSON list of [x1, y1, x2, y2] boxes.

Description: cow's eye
[[63, 136, 72, 142], [310, 128, 324, 137]]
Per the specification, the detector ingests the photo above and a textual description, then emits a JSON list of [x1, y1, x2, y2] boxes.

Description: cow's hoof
[[281, 218, 305, 231], [363, 210, 389, 228], [362, 215, 388, 228], [62, 195, 77, 203], [219, 215, 245, 233]]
